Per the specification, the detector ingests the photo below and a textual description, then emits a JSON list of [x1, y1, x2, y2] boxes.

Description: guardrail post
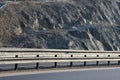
[[70, 55, 73, 67], [36, 55, 39, 69], [54, 55, 57, 68], [96, 61, 99, 66], [15, 55, 18, 70], [54, 62, 57, 68], [84, 61, 86, 66], [70, 62, 73, 67], [118, 61, 120, 65], [108, 61, 110, 65]]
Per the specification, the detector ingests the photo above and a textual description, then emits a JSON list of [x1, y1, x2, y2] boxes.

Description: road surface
[[1, 67, 120, 80]]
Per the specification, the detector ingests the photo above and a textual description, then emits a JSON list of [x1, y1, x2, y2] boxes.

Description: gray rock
[[0, 0, 120, 51]]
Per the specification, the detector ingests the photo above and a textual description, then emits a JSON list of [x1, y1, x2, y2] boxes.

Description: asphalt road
[[1, 67, 120, 80]]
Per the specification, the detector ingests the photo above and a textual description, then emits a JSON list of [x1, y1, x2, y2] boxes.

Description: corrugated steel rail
[[0, 48, 120, 70]]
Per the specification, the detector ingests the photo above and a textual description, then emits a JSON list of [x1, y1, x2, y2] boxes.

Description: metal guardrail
[[0, 48, 120, 70]]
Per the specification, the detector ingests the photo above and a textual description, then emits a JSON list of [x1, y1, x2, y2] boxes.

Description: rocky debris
[[0, 0, 120, 51]]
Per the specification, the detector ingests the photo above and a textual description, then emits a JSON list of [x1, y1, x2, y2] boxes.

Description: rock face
[[0, 0, 120, 51]]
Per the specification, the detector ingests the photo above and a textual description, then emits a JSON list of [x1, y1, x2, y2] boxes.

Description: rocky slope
[[0, 0, 120, 50]]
